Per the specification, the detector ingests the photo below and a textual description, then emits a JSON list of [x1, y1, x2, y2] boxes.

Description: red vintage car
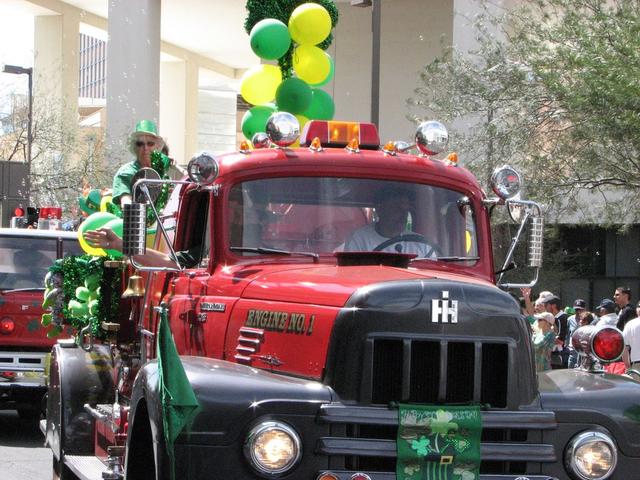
[[0, 228, 80, 418]]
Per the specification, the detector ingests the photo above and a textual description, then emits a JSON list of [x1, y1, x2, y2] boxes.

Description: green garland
[[149, 151, 172, 225], [244, 0, 339, 78], [44, 255, 122, 338]]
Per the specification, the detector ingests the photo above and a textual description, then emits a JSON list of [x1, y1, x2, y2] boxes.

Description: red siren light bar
[[300, 120, 380, 149]]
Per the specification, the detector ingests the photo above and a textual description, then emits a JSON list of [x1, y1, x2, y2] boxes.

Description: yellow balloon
[[293, 45, 330, 85], [78, 212, 116, 256], [100, 195, 112, 213], [240, 64, 282, 106], [288, 3, 332, 45], [78, 231, 106, 257]]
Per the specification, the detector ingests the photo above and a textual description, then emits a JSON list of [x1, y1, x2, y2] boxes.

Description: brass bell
[[122, 275, 145, 298]]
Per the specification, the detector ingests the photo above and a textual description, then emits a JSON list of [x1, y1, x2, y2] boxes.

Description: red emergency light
[[40, 206, 62, 219], [572, 325, 624, 363], [300, 121, 380, 150], [0, 318, 15, 335], [592, 328, 624, 362]]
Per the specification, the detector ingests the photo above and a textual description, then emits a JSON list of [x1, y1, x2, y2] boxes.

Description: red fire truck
[[44, 116, 640, 480], [0, 228, 80, 417]]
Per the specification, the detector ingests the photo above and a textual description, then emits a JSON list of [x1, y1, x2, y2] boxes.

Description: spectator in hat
[[614, 286, 634, 330], [112, 120, 165, 207], [78, 189, 102, 216], [544, 295, 569, 368], [595, 299, 618, 326], [567, 299, 587, 368], [532, 312, 557, 372]]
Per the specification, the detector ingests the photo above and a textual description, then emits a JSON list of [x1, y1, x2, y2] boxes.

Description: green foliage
[[410, 0, 640, 224], [244, 0, 339, 77], [48, 256, 122, 338], [149, 150, 172, 225]]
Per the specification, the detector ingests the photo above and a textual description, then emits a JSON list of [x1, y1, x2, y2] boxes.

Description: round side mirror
[[131, 167, 162, 204]]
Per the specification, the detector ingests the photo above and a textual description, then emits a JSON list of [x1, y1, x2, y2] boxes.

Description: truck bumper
[[0, 350, 48, 409]]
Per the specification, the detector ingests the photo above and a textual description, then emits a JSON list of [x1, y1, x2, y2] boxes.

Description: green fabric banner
[[157, 307, 199, 480], [397, 404, 482, 480]]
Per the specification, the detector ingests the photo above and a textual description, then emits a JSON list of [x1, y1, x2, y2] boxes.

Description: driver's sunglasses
[[135, 140, 155, 148]]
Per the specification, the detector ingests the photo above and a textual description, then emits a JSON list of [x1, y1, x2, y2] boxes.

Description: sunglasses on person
[[135, 140, 156, 148]]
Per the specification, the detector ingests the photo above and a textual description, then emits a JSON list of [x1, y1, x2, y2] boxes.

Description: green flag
[[397, 404, 482, 480], [157, 307, 199, 480]]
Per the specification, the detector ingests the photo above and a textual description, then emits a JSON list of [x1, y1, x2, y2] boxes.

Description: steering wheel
[[373, 233, 439, 257]]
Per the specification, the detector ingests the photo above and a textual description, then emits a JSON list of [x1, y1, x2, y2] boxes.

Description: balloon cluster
[[41, 268, 100, 338], [41, 255, 121, 338], [241, 2, 337, 142]]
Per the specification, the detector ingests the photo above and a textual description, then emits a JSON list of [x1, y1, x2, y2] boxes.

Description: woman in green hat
[[112, 120, 165, 206]]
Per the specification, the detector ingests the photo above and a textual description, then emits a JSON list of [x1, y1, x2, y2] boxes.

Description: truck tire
[[125, 400, 157, 480], [52, 456, 79, 480]]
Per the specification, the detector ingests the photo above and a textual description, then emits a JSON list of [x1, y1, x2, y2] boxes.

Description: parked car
[[0, 228, 81, 418]]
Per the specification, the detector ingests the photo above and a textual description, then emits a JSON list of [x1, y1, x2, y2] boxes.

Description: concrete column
[[33, 10, 80, 126], [159, 59, 199, 166], [106, 0, 161, 167]]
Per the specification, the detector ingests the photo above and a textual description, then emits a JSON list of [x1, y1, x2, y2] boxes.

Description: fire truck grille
[[366, 338, 509, 408], [317, 406, 558, 477]]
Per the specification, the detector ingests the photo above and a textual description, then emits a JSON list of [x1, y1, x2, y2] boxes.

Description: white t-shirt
[[623, 317, 640, 363], [344, 224, 436, 258], [596, 313, 618, 327]]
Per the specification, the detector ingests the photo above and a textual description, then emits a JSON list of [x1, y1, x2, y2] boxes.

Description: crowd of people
[[520, 286, 640, 374]]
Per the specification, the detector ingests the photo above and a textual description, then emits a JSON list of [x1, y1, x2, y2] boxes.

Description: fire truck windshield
[[228, 177, 479, 263], [0, 234, 81, 291]]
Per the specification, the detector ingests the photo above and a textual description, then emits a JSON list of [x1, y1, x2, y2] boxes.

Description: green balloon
[[250, 19, 291, 60], [103, 218, 124, 258], [75, 286, 91, 301], [69, 299, 88, 318], [276, 78, 312, 115], [88, 299, 99, 316], [310, 54, 334, 87], [241, 104, 276, 140], [304, 88, 335, 120]]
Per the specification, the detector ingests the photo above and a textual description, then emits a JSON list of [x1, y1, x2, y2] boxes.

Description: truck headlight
[[565, 431, 617, 480], [244, 421, 301, 476]]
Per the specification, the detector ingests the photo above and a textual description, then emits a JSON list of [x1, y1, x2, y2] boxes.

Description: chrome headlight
[[565, 431, 617, 480], [490, 165, 522, 199], [244, 421, 302, 476]]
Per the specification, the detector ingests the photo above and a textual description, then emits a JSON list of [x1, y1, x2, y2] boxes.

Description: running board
[[64, 455, 108, 480]]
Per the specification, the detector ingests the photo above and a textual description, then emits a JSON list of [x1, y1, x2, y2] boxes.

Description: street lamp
[[1, 63, 33, 166]]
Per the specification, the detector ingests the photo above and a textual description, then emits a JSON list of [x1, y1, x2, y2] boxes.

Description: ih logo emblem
[[432, 291, 458, 323]]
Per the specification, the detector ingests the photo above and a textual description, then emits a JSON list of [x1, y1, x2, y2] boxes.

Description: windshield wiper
[[434, 256, 480, 262], [411, 256, 480, 263], [231, 246, 319, 263]]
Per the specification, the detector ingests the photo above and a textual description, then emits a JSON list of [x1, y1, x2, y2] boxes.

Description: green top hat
[[78, 189, 102, 215], [134, 119, 159, 137], [129, 119, 164, 154]]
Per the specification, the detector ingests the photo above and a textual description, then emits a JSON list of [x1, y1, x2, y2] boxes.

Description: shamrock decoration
[[403, 462, 421, 477], [430, 409, 458, 436], [453, 464, 477, 480], [411, 436, 433, 457]]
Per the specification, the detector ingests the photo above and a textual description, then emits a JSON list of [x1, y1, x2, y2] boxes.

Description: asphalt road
[[0, 410, 51, 480]]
